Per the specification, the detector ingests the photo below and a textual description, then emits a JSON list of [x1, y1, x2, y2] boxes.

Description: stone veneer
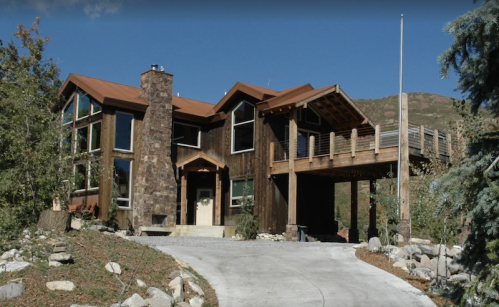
[[133, 69, 177, 228]]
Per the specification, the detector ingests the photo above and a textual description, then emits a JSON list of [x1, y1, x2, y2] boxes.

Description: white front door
[[196, 189, 214, 226]]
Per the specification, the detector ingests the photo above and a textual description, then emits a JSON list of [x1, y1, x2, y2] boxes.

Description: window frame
[[114, 159, 133, 209], [230, 178, 254, 208], [87, 160, 100, 191], [231, 100, 255, 154], [91, 101, 102, 115], [61, 93, 76, 125], [173, 122, 201, 149], [89, 120, 102, 152], [73, 163, 87, 192], [74, 125, 89, 154], [304, 107, 321, 125], [76, 92, 90, 121], [114, 111, 135, 153]]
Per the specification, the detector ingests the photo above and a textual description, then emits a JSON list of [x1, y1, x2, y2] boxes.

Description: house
[[58, 65, 455, 241]]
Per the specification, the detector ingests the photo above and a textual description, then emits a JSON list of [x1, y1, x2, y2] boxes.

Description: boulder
[[105, 262, 122, 275], [176, 303, 191, 307], [188, 281, 205, 296], [402, 245, 422, 258], [37, 210, 70, 232], [46, 280, 76, 291], [123, 293, 148, 307], [53, 246, 66, 253], [146, 287, 171, 299], [146, 297, 174, 307], [435, 257, 451, 278], [368, 237, 382, 251], [434, 244, 452, 257], [0, 283, 26, 299], [449, 273, 471, 284], [70, 305, 98, 307], [411, 267, 434, 281], [420, 254, 432, 268], [88, 225, 115, 233], [189, 296, 204, 307], [168, 277, 184, 303], [136, 279, 146, 287], [409, 238, 431, 245], [393, 260, 410, 272], [392, 248, 409, 260], [180, 271, 196, 282], [417, 244, 438, 258], [451, 245, 463, 256], [48, 253, 73, 263], [353, 242, 368, 249], [71, 218, 83, 230], [170, 270, 181, 280], [447, 258, 463, 274], [1, 249, 19, 260], [49, 261, 62, 267], [4, 261, 32, 273]]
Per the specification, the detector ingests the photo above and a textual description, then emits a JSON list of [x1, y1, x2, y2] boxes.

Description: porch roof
[[176, 152, 226, 169]]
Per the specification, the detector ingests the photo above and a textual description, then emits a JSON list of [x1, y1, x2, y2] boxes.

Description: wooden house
[[58, 66, 455, 241]]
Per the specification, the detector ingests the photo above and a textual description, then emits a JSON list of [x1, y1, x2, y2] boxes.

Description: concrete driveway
[[132, 237, 435, 307]]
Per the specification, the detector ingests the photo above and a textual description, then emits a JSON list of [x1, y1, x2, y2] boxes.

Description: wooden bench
[[68, 203, 98, 218]]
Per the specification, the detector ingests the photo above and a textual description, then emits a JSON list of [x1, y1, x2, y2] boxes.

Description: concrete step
[[172, 225, 225, 238]]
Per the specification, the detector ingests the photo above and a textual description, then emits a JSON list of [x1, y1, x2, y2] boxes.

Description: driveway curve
[[131, 237, 435, 307]]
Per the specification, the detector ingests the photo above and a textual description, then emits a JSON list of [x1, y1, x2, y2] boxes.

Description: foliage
[[235, 176, 259, 240], [433, 0, 499, 303], [439, 0, 499, 117], [371, 173, 399, 246], [106, 172, 120, 230], [0, 18, 71, 247]]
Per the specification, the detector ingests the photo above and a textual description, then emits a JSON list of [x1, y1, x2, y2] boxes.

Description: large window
[[231, 101, 255, 153], [115, 112, 134, 151], [114, 159, 132, 208], [230, 178, 254, 207], [90, 121, 101, 151], [77, 93, 90, 120], [173, 122, 200, 148], [74, 164, 86, 191], [91, 101, 102, 114], [75, 126, 88, 154], [63, 97, 74, 124], [62, 130, 72, 155]]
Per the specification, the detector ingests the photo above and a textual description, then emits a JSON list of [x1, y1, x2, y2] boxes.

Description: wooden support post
[[269, 142, 275, 168], [309, 135, 314, 163], [332, 181, 337, 235], [180, 170, 187, 225], [433, 129, 439, 158], [329, 132, 335, 160], [351, 128, 357, 158], [368, 179, 379, 240], [420, 125, 425, 156], [375, 125, 380, 154], [398, 92, 410, 242], [447, 133, 452, 162], [215, 169, 222, 225], [286, 109, 298, 241], [349, 180, 359, 243]]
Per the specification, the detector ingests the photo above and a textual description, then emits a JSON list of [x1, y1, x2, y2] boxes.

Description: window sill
[[76, 115, 89, 121], [113, 149, 134, 154], [231, 148, 254, 155], [174, 143, 201, 149], [118, 207, 133, 211]]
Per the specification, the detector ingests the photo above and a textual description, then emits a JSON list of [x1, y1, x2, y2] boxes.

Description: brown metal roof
[[59, 73, 216, 118]]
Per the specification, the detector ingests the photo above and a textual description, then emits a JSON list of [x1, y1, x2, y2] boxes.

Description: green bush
[[235, 178, 259, 240]]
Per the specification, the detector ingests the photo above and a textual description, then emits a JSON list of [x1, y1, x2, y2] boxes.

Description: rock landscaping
[[0, 224, 217, 306]]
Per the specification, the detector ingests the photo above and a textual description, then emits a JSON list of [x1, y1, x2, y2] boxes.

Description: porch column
[[180, 170, 187, 225], [368, 179, 379, 240], [286, 108, 299, 241], [215, 168, 222, 225], [349, 180, 359, 243]]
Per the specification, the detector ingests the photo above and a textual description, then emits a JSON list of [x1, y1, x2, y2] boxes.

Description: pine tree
[[0, 18, 72, 245]]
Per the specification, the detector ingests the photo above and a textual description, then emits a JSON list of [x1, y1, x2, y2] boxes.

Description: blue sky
[[0, 0, 478, 104]]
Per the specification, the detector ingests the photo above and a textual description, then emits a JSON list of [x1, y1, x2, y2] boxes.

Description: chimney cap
[[151, 64, 158, 71]]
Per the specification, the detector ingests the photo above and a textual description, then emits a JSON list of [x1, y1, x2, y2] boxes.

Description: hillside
[[354, 92, 461, 132]]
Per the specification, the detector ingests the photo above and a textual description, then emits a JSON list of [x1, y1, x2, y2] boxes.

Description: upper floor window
[[63, 97, 74, 124], [305, 108, 321, 125], [231, 101, 255, 154], [77, 93, 90, 120], [173, 122, 200, 148], [90, 121, 101, 152], [114, 112, 134, 151], [114, 159, 132, 208], [75, 126, 88, 154], [91, 101, 102, 114]]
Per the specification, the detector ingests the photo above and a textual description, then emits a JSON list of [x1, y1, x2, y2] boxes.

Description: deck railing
[[271, 123, 461, 163]]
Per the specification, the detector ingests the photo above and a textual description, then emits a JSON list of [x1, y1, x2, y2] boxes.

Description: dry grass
[[1, 230, 218, 307], [355, 247, 453, 307]]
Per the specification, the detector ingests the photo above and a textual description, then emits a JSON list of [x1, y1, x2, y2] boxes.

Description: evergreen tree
[[434, 1, 499, 303], [0, 18, 71, 245]]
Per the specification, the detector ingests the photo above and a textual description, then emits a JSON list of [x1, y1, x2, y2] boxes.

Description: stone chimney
[[133, 65, 177, 229]]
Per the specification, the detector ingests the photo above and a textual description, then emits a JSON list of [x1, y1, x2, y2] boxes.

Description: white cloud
[[0, 0, 126, 19]]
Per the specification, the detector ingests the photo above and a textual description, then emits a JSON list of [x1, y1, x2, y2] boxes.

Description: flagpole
[[397, 14, 404, 211]]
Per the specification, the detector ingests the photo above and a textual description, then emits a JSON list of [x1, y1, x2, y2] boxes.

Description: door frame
[[195, 188, 214, 226]]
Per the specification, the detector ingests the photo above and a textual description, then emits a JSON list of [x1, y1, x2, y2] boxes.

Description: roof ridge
[[70, 73, 139, 90]]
